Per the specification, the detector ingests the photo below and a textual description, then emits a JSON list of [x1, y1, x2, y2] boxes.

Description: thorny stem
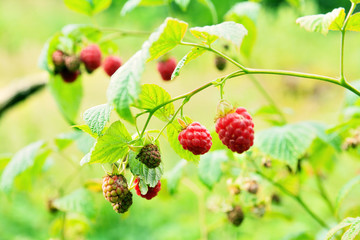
[[183, 178, 208, 240], [340, 2, 356, 83]]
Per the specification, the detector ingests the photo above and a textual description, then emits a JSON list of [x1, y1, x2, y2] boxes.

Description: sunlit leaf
[[83, 104, 112, 136], [335, 175, 360, 216], [347, 13, 360, 32], [342, 218, 360, 240], [171, 47, 206, 80], [324, 218, 356, 240], [64, 0, 111, 16]]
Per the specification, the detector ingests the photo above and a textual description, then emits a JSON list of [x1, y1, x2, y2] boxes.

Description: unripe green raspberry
[[112, 191, 133, 213], [65, 55, 81, 72], [102, 174, 129, 203], [136, 144, 161, 168]]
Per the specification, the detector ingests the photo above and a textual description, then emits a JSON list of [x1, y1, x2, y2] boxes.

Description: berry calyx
[[215, 105, 254, 154], [136, 144, 161, 169], [102, 174, 129, 203], [227, 205, 244, 226], [52, 50, 65, 72], [80, 44, 102, 73], [178, 122, 212, 155], [60, 69, 80, 83], [103, 56, 122, 76], [134, 178, 161, 200], [157, 57, 177, 81], [215, 56, 226, 71], [64, 55, 81, 72]]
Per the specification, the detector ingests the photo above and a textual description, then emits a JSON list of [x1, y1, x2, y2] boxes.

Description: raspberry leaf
[[73, 125, 98, 138], [342, 219, 360, 240], [55, 131, 83, 150], [147, 18, 188, 61], [335, 175, 360, 216], [134, 84, 175, 121], [347, 13, 360, 32], [190, 22, 248, 47], [121, 0, 165, 16], [53, 188, 95, 218], [166, 119, 200, 163], [0, 141, 48, 192], [166, 159, 187, 195], [171, 47, 206, 80], [351, 0, 360, 4], [255, 122, 328, 172], [107, 50, 146, 124], [296, 8, 345, 35], [62, 24, 101, 42], [87, 121, 131, 164], [64, 0, 112, 16], [38, 33, 61, 74], [49, 74, 83, 124], [324, 217, 358, 240], [198, 150, 228, 189], [83, 104, 113, 136], [174, 0, 191, 11], [139, 178, 149, 195]]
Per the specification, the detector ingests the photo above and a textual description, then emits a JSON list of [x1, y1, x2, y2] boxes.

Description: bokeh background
[[0, 0, 359, 239]]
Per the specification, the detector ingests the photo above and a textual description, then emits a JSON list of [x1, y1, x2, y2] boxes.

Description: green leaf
[[62, 24, 101, 42], [49, 74, 83, 124], [255, 122, 321, 171], [38, 33, 61, 73], [296, 8, 345, 35], [342, 218, 360, 240], [134, 84, 174, 121], [351, 0, 360, 4], [73, 125, 98, 138], [335, 175, 360, 215], [198, 150, 228, 189], [83, 104, 112, 136], [325, 217, 357, 240], [225, 1, 260, 22], [346, 13, 360, 32], [147, 18, 188, 61], [55, 131, 82, 150], [106, 50, 146, 123], [174, 0, 191, 11], [88, 121, 131, 164], [171, 47, 206, 80], [64, 0, 111, 16], [0, 154, 12, 172], [53, 188, 95, 218], [121, 0, 165, 16], [166, 159, 187, 195], [190, 21, 248, 47], [0, 141, 46, 192], [166, 120, 200, 163], [80, 153, 91, 166], [139, 178, 149, 195]]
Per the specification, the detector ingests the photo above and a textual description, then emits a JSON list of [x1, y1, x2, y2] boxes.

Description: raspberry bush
[[2, 0, 360, 239]]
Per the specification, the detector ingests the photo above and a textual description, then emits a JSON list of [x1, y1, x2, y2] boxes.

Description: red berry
[[215, 107, 254, 154], [60, 69, 80, 83], [103, 56, 122, 76], [134, 178, 161, 200], [80, 44, 102, 73], [157, 57, 177, 81], [178, 122, 212, 155]]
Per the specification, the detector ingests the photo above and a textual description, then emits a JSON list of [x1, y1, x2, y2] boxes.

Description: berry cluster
[[102, 174, 133, 213], [51, 44, 123, 83]]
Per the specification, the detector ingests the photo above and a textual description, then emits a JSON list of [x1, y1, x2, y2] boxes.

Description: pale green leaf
[[175, 0, 191, 11], [166, 159, 187, 195], [139, 178, 149, 195], [141, 164, 163, 187], [324, 218, 356, 240], [296, 8, 345, 35], [166, 120, 200, 163], [225, 1, 261, 22], [64, 0, 111, 16], [0, 141, 46, 192], [346, 13, 360, 32], [53, 188, 95, 218], [255, 122, 321, 171], [335, 175, 360, 215], [73, 125, 98, 138], [80, 153, 91, 166], [83, 104, 112, 136], [106, 50, 146, 123], [198, 150, 228, 189], [147, 18, 188, 61], [92, 0, 112, 15], [134, 84, 174, 121], [88, 121, 131, 164], [38, 33, 61, 73], [342, 219, 360, 240], [55, 131, 82, 150], [171, 47, 206, 80], [121, 0, 165, 15], [61, 24, 101, 41], [49, 74, 82, 124], [190, 21, 247, 47]]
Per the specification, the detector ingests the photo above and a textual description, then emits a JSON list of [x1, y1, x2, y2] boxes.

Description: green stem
[[340, 2, 356, 82], [315, 173, 335, 215], [61, 212, 66, 240]]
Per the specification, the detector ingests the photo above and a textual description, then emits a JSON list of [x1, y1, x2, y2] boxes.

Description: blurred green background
[[1, 0, 360, 239]]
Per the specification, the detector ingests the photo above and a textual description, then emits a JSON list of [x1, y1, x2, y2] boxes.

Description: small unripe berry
[[136, 144, 161, 169], [52, 50, 65, 71]]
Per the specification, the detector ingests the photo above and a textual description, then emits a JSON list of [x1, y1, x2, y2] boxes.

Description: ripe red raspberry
[[178, 122, 212, 155], [64, 55, 81, 72], [157, 57, 177, 81], [227, 205, 244, 226], [102, 174, 129, 203], [80, 44, 102, 73], [215, 107, 254, 154], [136, 144, 161, 169], [103, 56, 122, 76], [52, 50, 65, 71], [134, 178, 161, 200], [60, 69, 80, 83]]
